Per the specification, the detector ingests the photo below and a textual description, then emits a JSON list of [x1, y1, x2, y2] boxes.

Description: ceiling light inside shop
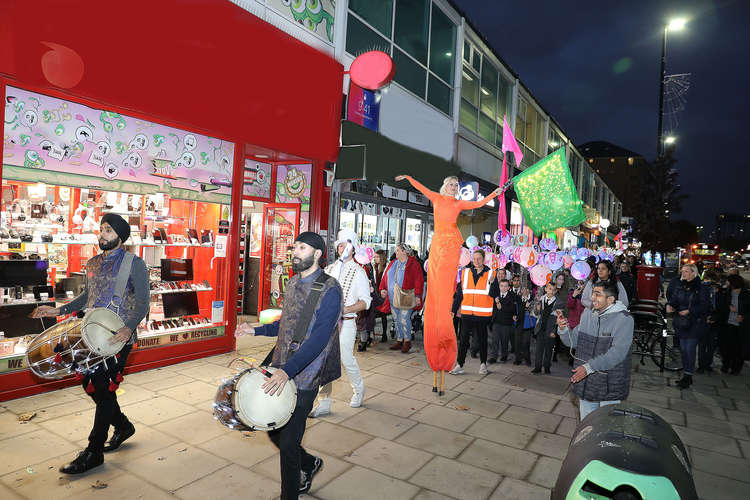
[[480, 87, 490, 96], [462, 71, 473, 81]]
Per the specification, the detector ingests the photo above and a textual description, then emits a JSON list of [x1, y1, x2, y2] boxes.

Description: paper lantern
[[499, 232, 512, 247], [503, 245, 516, 258], [466, 235, 479, 248], [511, 148, 585, 234], [571, 261, 591, 281], [512, 246, 523, 263], [471, 245, 481, 253], [499, 252, 508, 268], [568, 247, 577, 260], [540, 237, 557, 251], [424, 259, 429, 273], [576, 248, 591, 260], [515, 234, 529, 246], [459, 247, 471, 267], [563, 255, 574, 269], [598, 250, 609, 261], [517, 247, 537, 269], [482, 245, 493, 255], [530, 264, 552, 286], [547, 251, 564, 271], [354, 248, 373, 265]]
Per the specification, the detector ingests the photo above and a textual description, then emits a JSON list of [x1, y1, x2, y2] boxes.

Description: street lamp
[[657, 18, 686, 159], [665, 136, 676, 145]]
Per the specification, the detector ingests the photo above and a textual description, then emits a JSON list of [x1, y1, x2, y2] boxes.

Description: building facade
[[231, 0, 623, 254]]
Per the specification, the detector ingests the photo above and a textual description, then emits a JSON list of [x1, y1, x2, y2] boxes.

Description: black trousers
[[458, 317, 489, 365], [514, 327, 532, 363], [720, 325, 745, 373], [83, 343, 132, 454], [268, 388, 318, 500], [698, 325, 719, 370], [534, 331, 555, 370]]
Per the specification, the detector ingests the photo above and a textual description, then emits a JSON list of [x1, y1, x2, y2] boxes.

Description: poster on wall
[[3, 86, 235, 203], [250, 212, 263, 258], [275, 164, 311, 209], [266, 0, 335, 43], [243, 159, 272, 200]]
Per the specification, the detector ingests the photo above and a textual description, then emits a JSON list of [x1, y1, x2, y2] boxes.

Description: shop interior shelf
[[137, 321, 225, 338], [0, 240, 213, 248], [149, 287, 213, 295]]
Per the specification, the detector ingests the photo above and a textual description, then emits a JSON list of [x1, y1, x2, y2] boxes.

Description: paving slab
[[63, 470, 177, 500], [363, 391, 428, 418], [340, 408, 417, 440], [174, 464, 279, 500], [154, 409, 229, 445], [452, 380, 511, 401], [489, 477, 550, 500], [673, 424, 742, 457], [552, 399, 578, 419], [0, 429, 78, 476], [465, 417, 536, 450], [252, 449, 353, 491], [693, 469, 748, 500], [500, 405, 563, 433], [123, 395, 196, 425], [397, 423, 474, 459], [505, 372, 572, 396], [196, 430, 279, 468], [157, 380, 218, 406], [345, 437, 433, 479], [0, 411, 41, 441], [302, 421, 372, 457], [447, 393, 509, 418], [502, 390, 557, 412], [317, 465, 420, 500], [690, 447, 750, 484], [686, 413, 750, 440], [410, 404, 480, 433], [528, 455, 563, 489], [526, 432, 571, 460], [669, 398, 728, 420], [458, 439, 538, 478], [361, 373, 414, 393], [409, 455, 501, 500], [399, 383, 460, 405], [555, 417, 577, 438]]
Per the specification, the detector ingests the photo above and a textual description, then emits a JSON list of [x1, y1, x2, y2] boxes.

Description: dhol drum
[[26, 307, 127, 379], [213, 366, 297, 431]]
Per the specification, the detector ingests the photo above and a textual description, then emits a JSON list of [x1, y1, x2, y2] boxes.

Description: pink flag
[[498, 117, 523, 235]]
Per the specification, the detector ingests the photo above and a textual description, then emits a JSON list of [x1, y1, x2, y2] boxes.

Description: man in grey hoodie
[[557, 280, 634, 420], [581, 260, 629, 309]]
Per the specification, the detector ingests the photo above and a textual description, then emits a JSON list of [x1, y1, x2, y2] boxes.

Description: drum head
[[234, 367, 297, 431], [26, 318, 84, 379], [82, 308, 126, 357]]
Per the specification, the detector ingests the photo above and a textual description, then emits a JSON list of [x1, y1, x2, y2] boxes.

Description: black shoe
[[300, 456, 323, 494], [695, 367, 705, 374], [103, 422, 135, 452], [552, 355, 558, 362], [357, 342, 367, 352], [381, 333, 388, 343], [544, 368, 551, 374], [488, 358, 497, 364], [499, 356, 508, 362], [470, 351, 478, 359], [531, 368, 541, 374], [675, 375, 693, 389], [59, 450, 104, 474]]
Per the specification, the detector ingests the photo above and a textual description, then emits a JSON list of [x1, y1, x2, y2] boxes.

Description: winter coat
[[666, 278, 712, 339], [533, 295, 565, 337], [378, 256, 425, 314], [356, 262, 379, 333], [492, 288, 518, 325], [559, 302, 634, 402], [566, 291, 585, 329], [582, 278, 629, 309], [618, 272, 636, 302]]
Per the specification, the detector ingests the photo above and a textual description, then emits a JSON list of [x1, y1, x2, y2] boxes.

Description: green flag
[[512, 148, 585, 235]]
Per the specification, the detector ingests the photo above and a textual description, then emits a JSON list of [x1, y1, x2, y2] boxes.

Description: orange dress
[[402, 176, 498, 371]]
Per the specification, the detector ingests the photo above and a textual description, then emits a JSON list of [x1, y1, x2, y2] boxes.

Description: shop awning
[[337, 121, 460, 191]]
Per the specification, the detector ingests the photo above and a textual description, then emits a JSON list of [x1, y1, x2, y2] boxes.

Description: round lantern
[[518, 247, 537, 269], [571, 261, 591, 281], [568, 247, 577, 260], [530, 264, 552, 286], [482, 245, 493, 255], [516, 234, 529, 246], [354, 248, 372, 265], [512, 246, 523, 263], [424, 259, 429, 273], [576, 248, 591, 260], [500, 233, 512, 247], [499, 252, 508, 268], [471, 245, 481, 254], [563, 255, 575, 269], [540, 237, 557, 251], [503, 245, 516, 258], [466, 235, 479, 248], [459, 247, 471, 267], [547, 251, 564, 271]]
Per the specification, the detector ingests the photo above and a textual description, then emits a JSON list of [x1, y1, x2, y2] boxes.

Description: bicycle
[[630, 308, 682, 372]]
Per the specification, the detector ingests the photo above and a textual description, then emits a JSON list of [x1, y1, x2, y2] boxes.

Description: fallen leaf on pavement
[[177, 448, 187, 453], [157, 456, 166, 461], [241, 431, 255, 438], [454, 405, 470, 411], [343, 451, 353, 457], [18, 412, 36, 422], [91, 480, 108, 489]]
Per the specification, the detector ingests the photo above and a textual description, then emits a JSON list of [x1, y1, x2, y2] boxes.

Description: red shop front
[[0, 0, 341, 401]]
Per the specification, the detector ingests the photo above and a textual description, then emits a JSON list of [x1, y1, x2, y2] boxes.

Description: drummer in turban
[[31, 213, 149, 474]]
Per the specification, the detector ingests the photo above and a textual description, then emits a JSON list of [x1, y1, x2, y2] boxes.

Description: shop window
[[461, 65, 479, 106], [471, 46, 481, 73], [349, 0, 394, 38], [459, 98, 478, 132], [427, 74, 452, 115], [392, 48, 427, 98], [346, 15, 391, 57], [463, 40, 471, 64], [480, 61, 498, 119], [394, 0, 429, 64], [428, 3, 456, 84]]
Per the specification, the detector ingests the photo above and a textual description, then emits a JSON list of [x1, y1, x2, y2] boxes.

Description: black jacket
[[666, 277, 712, 339], [492, 289, 518, 325]]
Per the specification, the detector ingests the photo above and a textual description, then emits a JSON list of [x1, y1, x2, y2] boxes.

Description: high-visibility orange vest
[[460, 267, 494, 317]]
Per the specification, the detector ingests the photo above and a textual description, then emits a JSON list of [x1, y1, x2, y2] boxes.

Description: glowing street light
[[657, 18, 687, 158], [667, 18, 687, 31], [665, 136, 676, 145]]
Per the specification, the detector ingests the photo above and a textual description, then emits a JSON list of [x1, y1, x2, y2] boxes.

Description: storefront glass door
[[260, 204, 299, 311], [405, 213, 424, 257], [378, 207, 402, 258]]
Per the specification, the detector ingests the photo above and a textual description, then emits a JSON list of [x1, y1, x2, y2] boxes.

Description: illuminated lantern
[[516, 234, 529, 246], [503, 245, 516, 258], [466, 235, 479, 248], [571, 261, 591, 281], [547, 251, 564, 271], [517, 247, 537, 268], [563, 255, 575, 269], [576, 248, 591, 260], [540, 237, 557, 251], [513, 246, 523, 263], [459, 247, 471, 267], [530, 264, 552, 286], [499, 252, 508, 268]]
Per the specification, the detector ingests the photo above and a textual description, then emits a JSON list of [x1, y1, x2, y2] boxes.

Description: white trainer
[[308, 398, 331, 418], [479, 363, 488, 375], [449, 363, 464, 375], [350, 387, 365, 408]]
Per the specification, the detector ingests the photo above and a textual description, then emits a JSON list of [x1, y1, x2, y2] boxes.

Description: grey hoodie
[[559, 301, 633, 402]]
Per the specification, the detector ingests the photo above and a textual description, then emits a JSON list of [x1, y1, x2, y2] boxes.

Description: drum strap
[[109, 252, 135, 310], [261, 271, 332, 366]]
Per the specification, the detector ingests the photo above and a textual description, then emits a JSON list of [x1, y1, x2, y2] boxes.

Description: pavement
[[1, 327, 749, 500]]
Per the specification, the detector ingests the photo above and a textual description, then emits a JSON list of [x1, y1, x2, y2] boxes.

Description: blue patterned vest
[[270, 271, 342, 391]]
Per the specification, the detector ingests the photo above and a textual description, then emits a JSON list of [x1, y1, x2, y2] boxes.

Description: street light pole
[[657, 26, 667, 159]]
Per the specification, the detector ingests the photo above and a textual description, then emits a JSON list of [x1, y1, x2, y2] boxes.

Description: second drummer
[[31, 213, 149, 474]]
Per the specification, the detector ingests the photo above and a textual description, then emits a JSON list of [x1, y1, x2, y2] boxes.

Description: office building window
[[346, 1, 456, 117]]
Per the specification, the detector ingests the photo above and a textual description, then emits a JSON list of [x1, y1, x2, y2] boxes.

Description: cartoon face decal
[[97, 141, 111, 157], [75, 125, 93, 142], [183, 134, 197, 151], [24, 150, 45, 168], [283, 0, 334, 42], [23, 109, 38, 127], [177, 151, 195, 169], [123, 151, 142, 169], [104, 163, 119, 178], [129, 133, 148, 150], [284, 167, 306, 196]]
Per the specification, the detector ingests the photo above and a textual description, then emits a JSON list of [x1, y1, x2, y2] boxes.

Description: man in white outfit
[[309, 229, 371, 417]]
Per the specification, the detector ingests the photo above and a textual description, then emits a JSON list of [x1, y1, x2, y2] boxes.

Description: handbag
[[671, 288, 694, 331], [392, 282, 416, 310]]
